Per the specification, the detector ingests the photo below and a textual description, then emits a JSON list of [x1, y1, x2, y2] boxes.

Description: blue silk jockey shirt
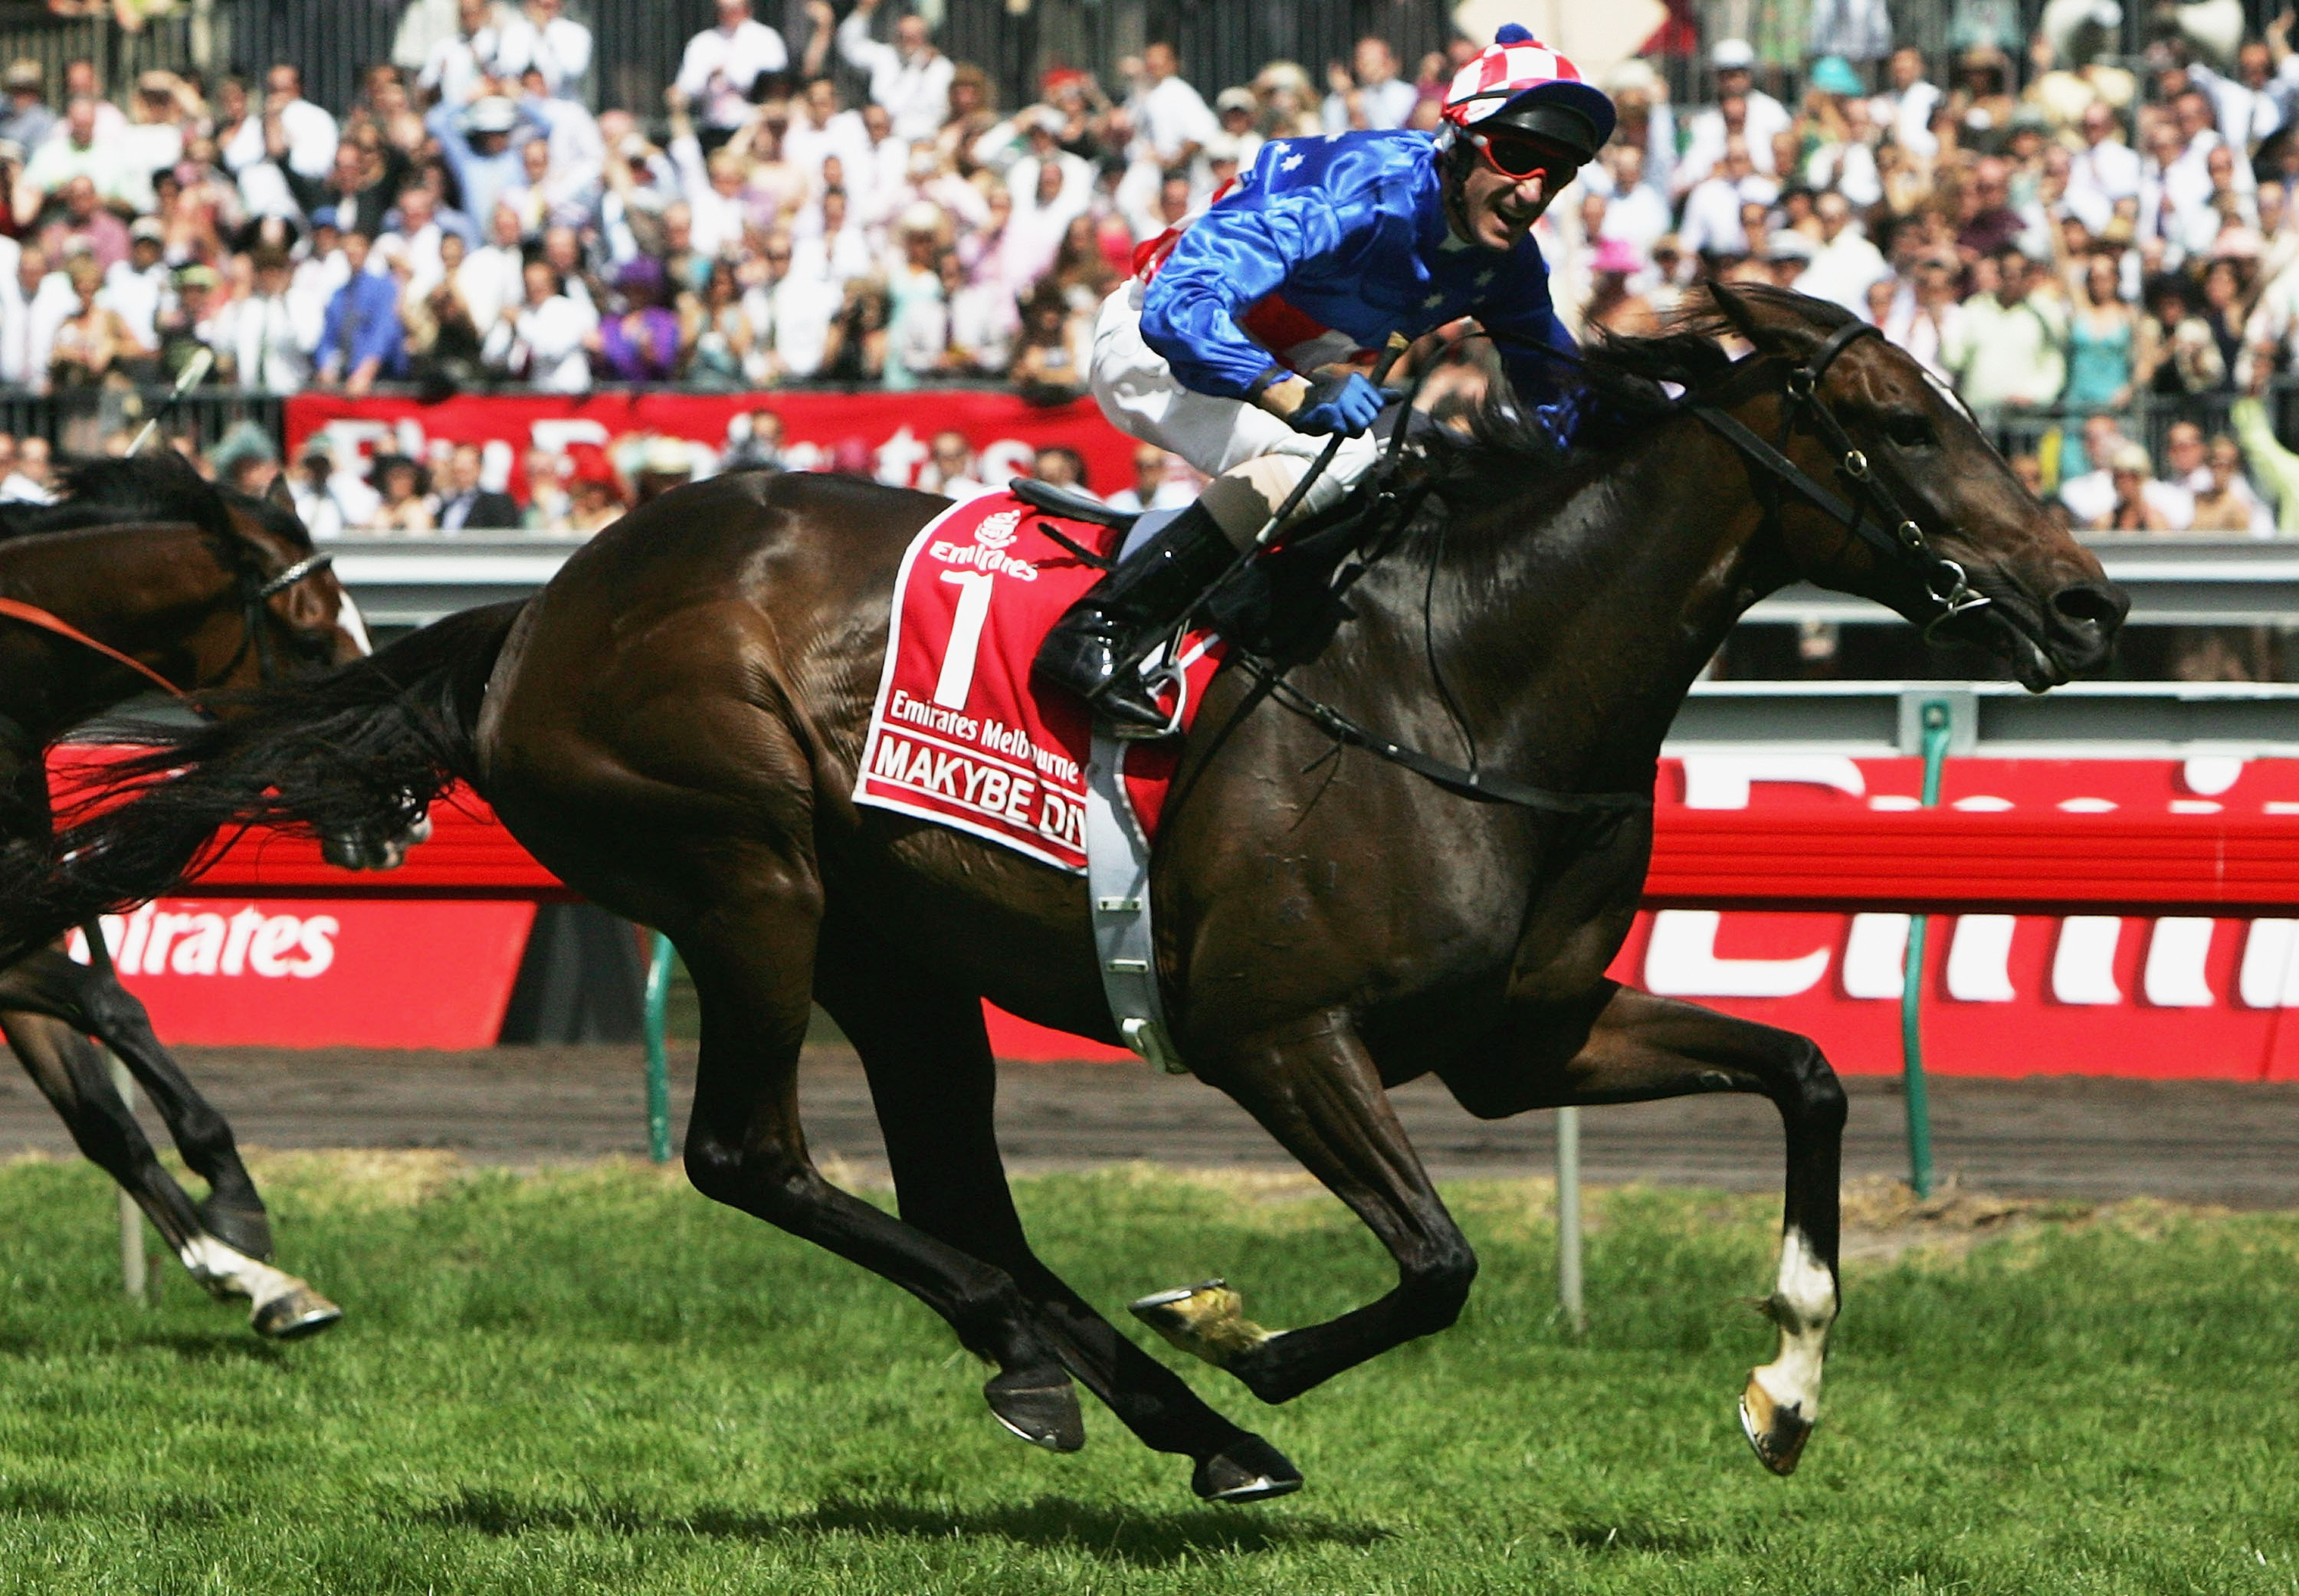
[[1139, 128, 1583, 428]]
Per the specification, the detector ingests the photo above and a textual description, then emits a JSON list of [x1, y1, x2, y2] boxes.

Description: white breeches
[[1090, 278, 1383, 548]]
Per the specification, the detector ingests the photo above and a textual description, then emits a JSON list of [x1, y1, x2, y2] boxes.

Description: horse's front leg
[[1133, 1008, 1477, 1405], [1442, 980, 1846, 1475]]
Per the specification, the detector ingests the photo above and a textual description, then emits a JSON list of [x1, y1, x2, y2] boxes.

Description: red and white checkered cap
[[1441, 24, 1615, 147]]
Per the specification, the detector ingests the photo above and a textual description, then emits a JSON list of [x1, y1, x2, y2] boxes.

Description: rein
[[1193, 342, 1652, 827], [1474, 318, 1991, 637], [1231, 654, 1650, 818], [0, 595, 185, 697], [1195, 316, 1989, 824], [0, 542, 336, 706]]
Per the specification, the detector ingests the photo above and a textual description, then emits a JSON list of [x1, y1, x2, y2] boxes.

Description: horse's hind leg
[[15, 935, 271, 1258], [0, 1003, 339, 1338], [674, 864, 1081, 1448], [813, 940, 1301, 1502], [1442, 982, 1846, 1476], [0, 1005, 207, 1248], [1138, 1008, 1478, 1408]]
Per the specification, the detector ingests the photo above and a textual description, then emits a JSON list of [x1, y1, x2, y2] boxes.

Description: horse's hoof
[[1130, 1280, 1273, 1368], [1739, 1372, 1815, 1476], [251, 1285, 343, 1340], [983, 1369, 1085, 1453], [1192, 1434, 1303, 1503], [198, 1201, 274, 1263]]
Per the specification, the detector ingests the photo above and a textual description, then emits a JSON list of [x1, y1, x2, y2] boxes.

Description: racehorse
[[0, 452, 372, 1335], [1, 287, 2127, 1495]]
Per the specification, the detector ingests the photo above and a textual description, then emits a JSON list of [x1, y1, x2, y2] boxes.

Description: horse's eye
[[1884, 414, 1934, 450]]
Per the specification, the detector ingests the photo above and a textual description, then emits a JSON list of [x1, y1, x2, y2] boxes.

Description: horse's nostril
[[2051, 582, 2127, 631]]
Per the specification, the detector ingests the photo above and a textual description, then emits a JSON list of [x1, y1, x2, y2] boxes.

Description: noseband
[[1690, 320, 1992, 639]]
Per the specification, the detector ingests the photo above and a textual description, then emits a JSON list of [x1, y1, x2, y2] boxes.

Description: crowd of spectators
[[0, 0, 1483, 528], [1562, 18, 2299, 542], [18, 0, 2299, 546]]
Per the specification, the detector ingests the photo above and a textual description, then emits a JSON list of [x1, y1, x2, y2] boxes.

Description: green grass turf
[[0, 1157, 2291, 1594]]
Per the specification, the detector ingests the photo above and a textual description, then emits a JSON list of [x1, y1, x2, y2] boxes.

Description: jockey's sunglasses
[[1471, 127, 1578, 184]]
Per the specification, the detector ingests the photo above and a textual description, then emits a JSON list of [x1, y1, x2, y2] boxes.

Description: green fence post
[[1555, 1103, 1584, 1334], [1901, 700, 1953, 1198], [642, 931, 674, 1165]]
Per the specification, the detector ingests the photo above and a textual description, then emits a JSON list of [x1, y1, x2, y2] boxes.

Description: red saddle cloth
[[854, 492, 1225, 873]]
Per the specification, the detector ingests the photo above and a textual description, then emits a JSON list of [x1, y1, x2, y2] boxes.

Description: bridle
[[233, 548, 336, 684], [1166, 317, 2003, 826], [1687, 320, 1992, 640], [0, 534, 336, 705]]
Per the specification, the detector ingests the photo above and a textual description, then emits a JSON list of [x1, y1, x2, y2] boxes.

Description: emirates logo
[[973, 510, 1022, 550]]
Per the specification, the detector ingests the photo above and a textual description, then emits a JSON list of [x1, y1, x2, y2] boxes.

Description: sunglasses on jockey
[[1464, 126, 1585, 185]]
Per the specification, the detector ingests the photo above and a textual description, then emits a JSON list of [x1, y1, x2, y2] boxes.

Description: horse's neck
[[0, 525, 230, 739], [1344, 417, 1776, 792]]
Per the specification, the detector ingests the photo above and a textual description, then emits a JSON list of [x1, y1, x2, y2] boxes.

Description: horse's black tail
[[2, 600, 526, 966]]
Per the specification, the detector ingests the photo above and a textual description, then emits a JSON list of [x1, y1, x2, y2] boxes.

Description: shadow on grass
[[412, 1486, 1389, 1566], [0, 1328, 287, 1365], [0, 1480, 233, 1526]]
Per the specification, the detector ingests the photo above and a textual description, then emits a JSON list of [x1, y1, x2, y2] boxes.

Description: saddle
[[1008, 476, 1139, 534]]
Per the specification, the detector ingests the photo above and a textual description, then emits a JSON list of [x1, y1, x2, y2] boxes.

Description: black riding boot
[[1032, 502, 1236, 734]]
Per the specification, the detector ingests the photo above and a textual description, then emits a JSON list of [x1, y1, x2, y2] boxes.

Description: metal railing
[[1965, 384, 2299, 490], [0, 385, 282, 455], [11, 375, 2291, 467], [0, 0, 225, 103]]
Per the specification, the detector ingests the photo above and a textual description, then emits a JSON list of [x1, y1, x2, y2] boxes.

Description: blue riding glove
[[1288, 371, 1386, 437]]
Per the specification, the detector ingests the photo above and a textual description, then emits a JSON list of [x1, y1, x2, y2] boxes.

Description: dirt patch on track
[[5, 1044, 2294, 1208]]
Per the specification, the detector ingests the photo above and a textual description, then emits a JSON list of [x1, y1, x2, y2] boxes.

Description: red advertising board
[[1619, 753, 2299, 1081], [976, 752, 2299, 1076], [66, 898, 536, 1049], [284, 390, 1145, 502], [55, 743, 2299, 1074]]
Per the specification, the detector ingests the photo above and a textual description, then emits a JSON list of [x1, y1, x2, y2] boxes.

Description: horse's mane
[[0, 451, 311, 552], [1420, 283, 1856, 511]]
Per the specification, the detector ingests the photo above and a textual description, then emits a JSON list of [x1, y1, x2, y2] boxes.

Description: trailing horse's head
[[231, 470, 376, 676], [215, 474, 422, 870], [1705, 281, 2127, 690]]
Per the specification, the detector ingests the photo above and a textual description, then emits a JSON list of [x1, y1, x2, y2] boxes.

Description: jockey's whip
[[126, 347, 215, 457]]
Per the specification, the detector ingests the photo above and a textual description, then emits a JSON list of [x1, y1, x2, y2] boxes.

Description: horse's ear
[[1705, 280, 1770, 349], [265, 467, 295, 516], [1704, 280, 1829, 361]]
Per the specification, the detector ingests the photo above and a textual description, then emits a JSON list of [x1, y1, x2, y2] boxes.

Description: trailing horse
[[0, 451, 371, 1335], [2, 287, 2125, 1495]]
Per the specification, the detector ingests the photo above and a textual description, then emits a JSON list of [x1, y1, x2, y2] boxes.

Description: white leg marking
[[178, 1232, 302, 1313], [1751, 1226, 1837, 1420]]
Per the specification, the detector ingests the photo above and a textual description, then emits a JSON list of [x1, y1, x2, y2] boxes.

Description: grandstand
[[4, 0, 2299, 680]]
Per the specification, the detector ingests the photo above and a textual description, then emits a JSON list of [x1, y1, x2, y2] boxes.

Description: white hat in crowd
[[466, 97, 517, 134]]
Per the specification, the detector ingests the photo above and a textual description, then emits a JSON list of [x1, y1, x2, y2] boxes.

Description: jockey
[[1035, 25, 1616, 734]]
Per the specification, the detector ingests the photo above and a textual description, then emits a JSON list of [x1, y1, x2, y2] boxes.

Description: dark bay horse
[[3, 287, 2125, 1494], [0, 454, 371, 1335]]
